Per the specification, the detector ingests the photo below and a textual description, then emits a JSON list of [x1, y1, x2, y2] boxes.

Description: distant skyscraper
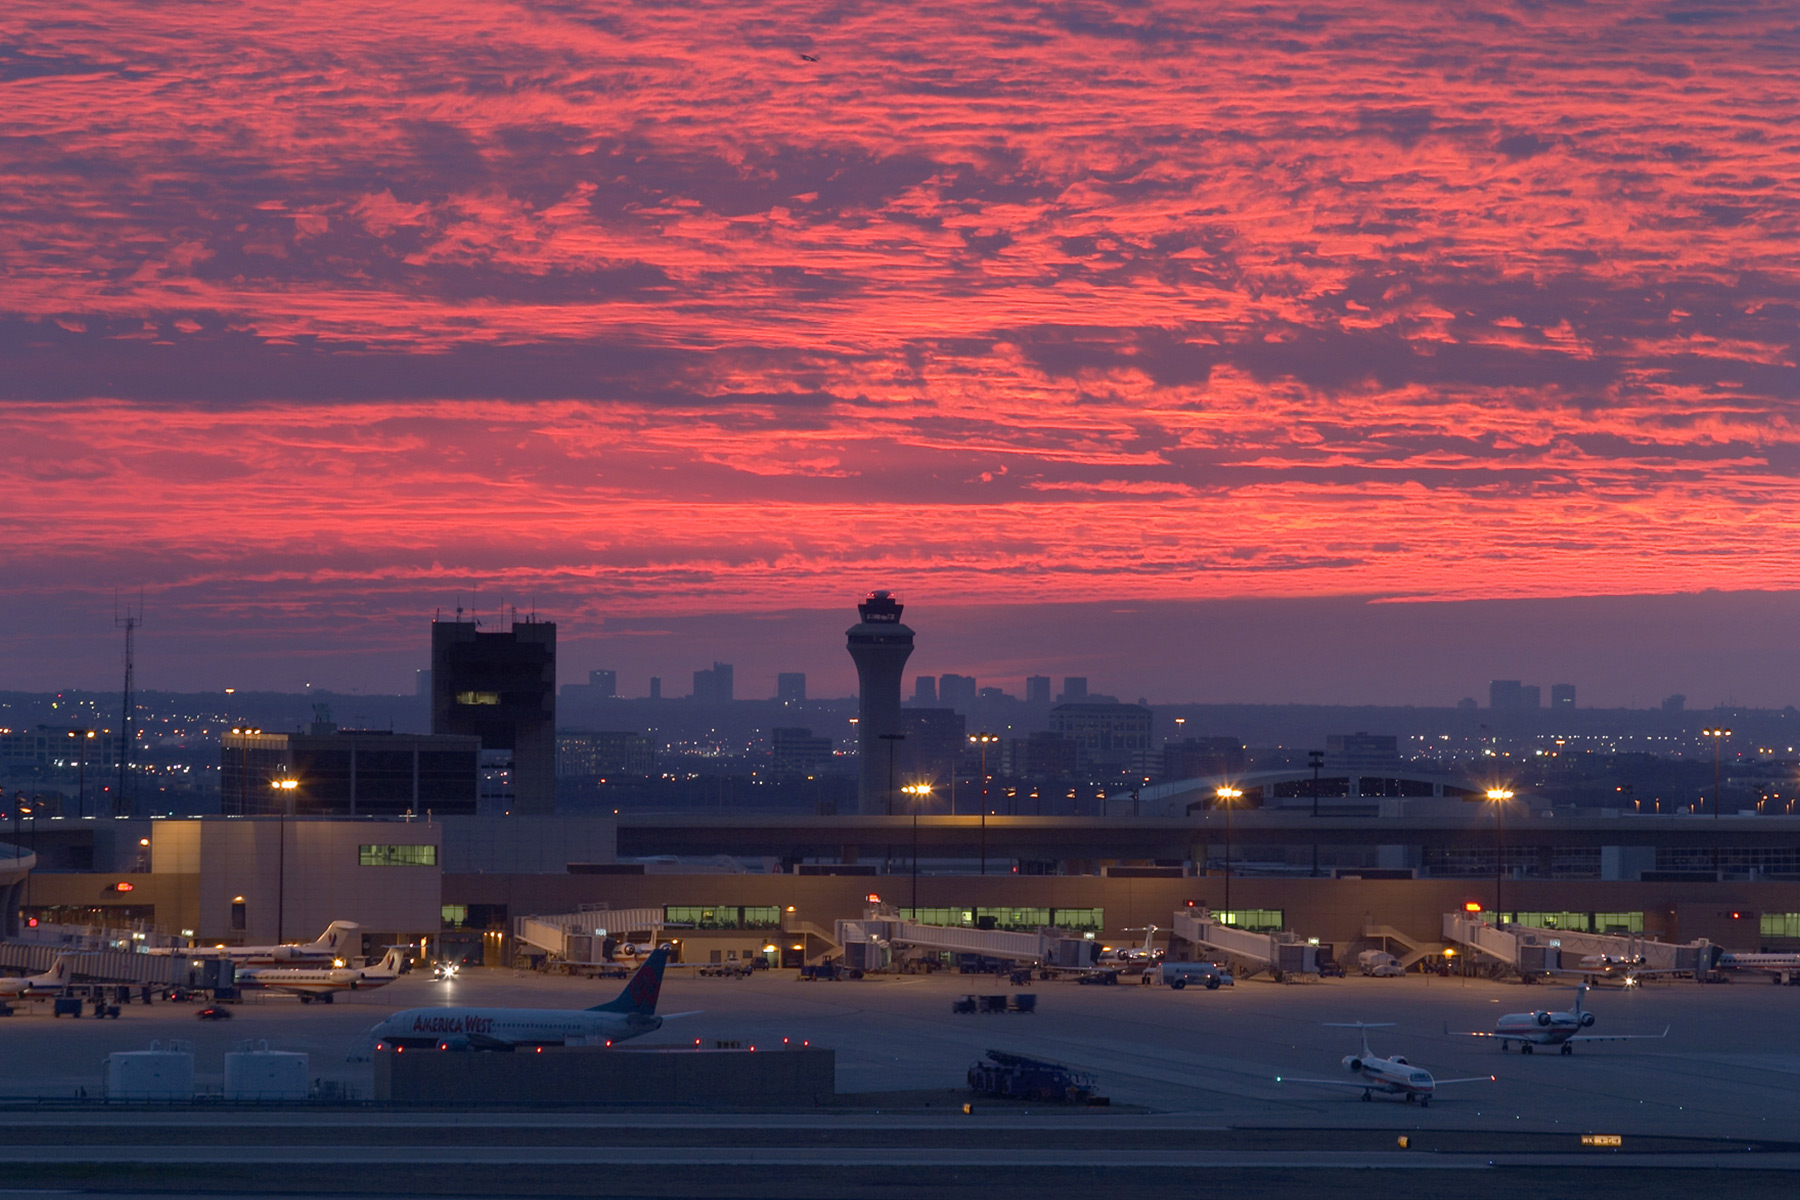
[[692, 662, 734, 704], [1025, 675, 1051, 705], [1489, 680, 1523, 710], [1521, 684, 1541, 709], [1662, 693, 1685, 713], [913, 676, 938, 704], [846, 591, 915, 815], [588, 669, 617, 699], [1060, 677, 1088, 703], [430, 617, 556, 815], [648, 676, 662, 700], [777, 672, 807, 703], [938, 674, 977, 711], [1550, 683, 1575, 709]]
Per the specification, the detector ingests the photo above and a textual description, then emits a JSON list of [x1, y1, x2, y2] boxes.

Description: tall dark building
[[913, 676, 938, 704], [222, 726, 479, 816], [1489, 679, 1523, 710], [1060, 677, 1088, 703], [430, 618, 556, 814], [692, 662, 734, 704], [1551, 683, 1576, 709], [938, 673, 977, 711], [776, 672, 807, 703], [1025, 675, 1051, 705], [901, 707, 967, 796], [588, 669, 618, 699], [846, 591, 915, 815]]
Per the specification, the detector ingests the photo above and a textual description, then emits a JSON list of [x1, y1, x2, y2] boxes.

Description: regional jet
[[1279, 1022, 1493, 1106], [0, 953, 77, 999], [145, 921, 360, 965], [1450, 984, 1668, 1055], [237, 946, 408, 1003], [369, 947, 686, 1051]]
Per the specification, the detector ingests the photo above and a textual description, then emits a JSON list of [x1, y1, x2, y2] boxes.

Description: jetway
[[513, 907, 667, 966], [0, 940, 220, 988], [1170, 909, 1321, 980], [836, 907, 1098, 973], [1442, 913, 1712, 980]]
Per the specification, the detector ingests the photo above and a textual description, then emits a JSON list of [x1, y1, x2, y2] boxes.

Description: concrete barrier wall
[[375, 1045, 835, 1106]]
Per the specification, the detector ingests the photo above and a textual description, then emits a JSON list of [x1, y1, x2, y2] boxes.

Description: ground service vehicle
[[1160, 962, 1234, 990]]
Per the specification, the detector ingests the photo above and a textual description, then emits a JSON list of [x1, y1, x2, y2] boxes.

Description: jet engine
[[1345, 1057, 1363, 1073], [435, 1036, 474, 1052], [1580, 1011, 1596, 1027], [1535, 1011, 1552, 1026]]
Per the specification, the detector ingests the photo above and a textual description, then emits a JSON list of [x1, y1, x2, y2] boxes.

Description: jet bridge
[[1170, 909, 1320, 980], [513, 907, 668, 966], [1442, 912, 1712, 979], [836, 907, 1098, 973]]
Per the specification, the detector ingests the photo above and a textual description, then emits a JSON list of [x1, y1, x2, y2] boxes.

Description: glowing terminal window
[[360, 844, 438, 867], [454, 691, 501, 706]]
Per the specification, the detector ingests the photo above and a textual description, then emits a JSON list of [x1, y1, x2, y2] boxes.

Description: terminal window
[[1763, 913, 1800, 939], [359, 844, 438, 867], [1219, 909, 1283, 931], [663, 906, 780, 930], [454, 691, 501, 706]]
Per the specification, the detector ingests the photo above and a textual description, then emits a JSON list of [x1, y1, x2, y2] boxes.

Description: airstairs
[[1361, 923, 1447, 971]]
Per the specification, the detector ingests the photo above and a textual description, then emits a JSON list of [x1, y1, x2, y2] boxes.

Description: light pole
[[1703, 727, 1731, 818], [1308, 748, 1324, 877], [1215, 786, 1242, 919], [273, 777, 298, 943], [969, 733, 998, 875], [1486, 788, 1513, 920], [902, 783, 932, 914], [878, 733, 905, 872]]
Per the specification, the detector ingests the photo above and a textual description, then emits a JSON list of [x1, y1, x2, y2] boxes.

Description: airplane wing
[[1275, 1076, 1383, 1088], [1567, 1027, 1669, 1044], [1433, 1075, 1498, 1085], [659, 1009, 705, 1019]]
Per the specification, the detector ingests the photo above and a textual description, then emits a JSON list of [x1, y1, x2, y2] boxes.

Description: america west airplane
[[1098, 926, 1165, 968], [370, 947, 689, 1051], [1450, 984, 1668, 1055], [237, 946, 408, 1003], [146, 921, 360, 966], [1279, 1023, 1494, 1106], [0, 953, 78, 999]]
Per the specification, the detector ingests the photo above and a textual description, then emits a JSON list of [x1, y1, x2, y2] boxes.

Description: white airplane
[[370, 947, 686, 1051], [1450, 984, 1668, 1055], [1099, 926, 1164, 967], [0, 953, 78, 999], [237, 946, 408, 1003], [1715, 951, 1800, 984], [146, 921, 360, 965], [1550, 951, 1683, 987], [1279, 1023, 1494, 1107]]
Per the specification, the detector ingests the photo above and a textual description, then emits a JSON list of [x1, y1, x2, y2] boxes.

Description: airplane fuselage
[[372, 1006, 662, 1050], [1344, 1054, 1435, 1101]]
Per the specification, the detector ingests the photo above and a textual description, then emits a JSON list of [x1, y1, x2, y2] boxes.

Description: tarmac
[[1, 964, 1797, 1194]]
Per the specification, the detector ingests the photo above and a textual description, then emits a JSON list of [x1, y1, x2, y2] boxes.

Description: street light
[[969, 733, 999, 875], [1703, 728, 1731, 819], [1215, 786, 1242, 919], [272, 777, 298, 943], [1486, 788, 1514, 919], [902, 783, 933, 914]]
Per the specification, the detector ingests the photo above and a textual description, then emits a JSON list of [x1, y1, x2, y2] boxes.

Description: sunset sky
[[3, 1, 1797, 704]]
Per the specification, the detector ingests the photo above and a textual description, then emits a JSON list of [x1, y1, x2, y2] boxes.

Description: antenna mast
[[115, 593, 143, 818]]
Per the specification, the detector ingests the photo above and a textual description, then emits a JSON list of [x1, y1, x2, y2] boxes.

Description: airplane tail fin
[[312, 920, 361, 951], [589, 947, 668, 1015], [1574, 982, 1589, 1013], [47, 954, 75, 984], [376, 947, 406, 974]]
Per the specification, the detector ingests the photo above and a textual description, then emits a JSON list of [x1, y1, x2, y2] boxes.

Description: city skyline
[[4, 4, 1797, 708]]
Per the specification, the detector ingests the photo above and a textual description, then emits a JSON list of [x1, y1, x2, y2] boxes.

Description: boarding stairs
[[1360, 923, 1445, 971]]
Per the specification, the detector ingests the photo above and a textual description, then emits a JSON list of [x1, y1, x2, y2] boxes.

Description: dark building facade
[[772, 727, 835, 777], [431, 618, 557, 814], [220, 727, 479, 816], [556, 731, 655, 777], [692, 663, 734, 705], [776, 673, 807, 703]]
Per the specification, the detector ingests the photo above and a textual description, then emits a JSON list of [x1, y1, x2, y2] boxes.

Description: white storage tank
[[224, 1041, 310, 1101], [105, 1040, 195, 1100]]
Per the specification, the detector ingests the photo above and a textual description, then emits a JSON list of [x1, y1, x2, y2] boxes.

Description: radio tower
[[115, 594, 142, 818]]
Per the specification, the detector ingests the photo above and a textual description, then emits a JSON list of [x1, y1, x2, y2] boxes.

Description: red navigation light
[[113, 881, 135, 893], [866, 893, 880, 904], [1732, 911, 1743, 920], [27, 918, 38, 928], [1464, 901, 1483, 913]]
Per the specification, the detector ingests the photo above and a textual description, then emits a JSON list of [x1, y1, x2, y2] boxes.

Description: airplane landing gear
[[1560, 1043, 1573, 1055], [1361, 1090, 1373, 1102], [1420, 1096, 1431, 1108], [1521, 1044, 1534, 1055]]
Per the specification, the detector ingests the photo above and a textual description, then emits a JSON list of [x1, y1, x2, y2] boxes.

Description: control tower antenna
[[115, 591, 143, 818], [846, 591, 915, 815]]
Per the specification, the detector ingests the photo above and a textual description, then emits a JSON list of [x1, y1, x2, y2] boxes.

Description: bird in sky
[[799, 53, 819, 62]]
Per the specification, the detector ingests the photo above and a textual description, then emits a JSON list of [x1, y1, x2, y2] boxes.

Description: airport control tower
[[846, 591, 915, 815]]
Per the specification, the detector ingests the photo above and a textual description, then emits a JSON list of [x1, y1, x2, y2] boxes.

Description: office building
[[901, 707, 967, 794], [649, 677, 662, 701], [588, 670, 618, 699], [1163, 737, 1245, 782], [1049, 702, 1152, 773], [913, 676, 938, 704], [556, 731, 655, 777], [692, 663, 734, 705], [1522, 684, 1542, 709], [1489, 680, 1523, 710], [1551, 683, 1576, 709], [1025, 676, 1051, 705], [846, 591, 915, 815], [431, 618, 557, 815], [221, 726, 479, 816], [777, 673, 807, 703], [1060, 677, 1089, 703], [938, 674, 977, 711], [1324, 732, 1400, 770], [772, 727, 835, 777]]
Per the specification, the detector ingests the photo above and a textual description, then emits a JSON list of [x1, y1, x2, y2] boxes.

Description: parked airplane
[[1278, 1023, 1494, 1106], [1714, 951, 1800, 984], [1450, 984, 1668, 1055], [237, 946, 408, 1003], [1098, 926, 1164, 967], [0, 953, 77, 999], [145, 921, 360, 965], [1549, 951, 1683, 987], [370, 947, 685, 1051]]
